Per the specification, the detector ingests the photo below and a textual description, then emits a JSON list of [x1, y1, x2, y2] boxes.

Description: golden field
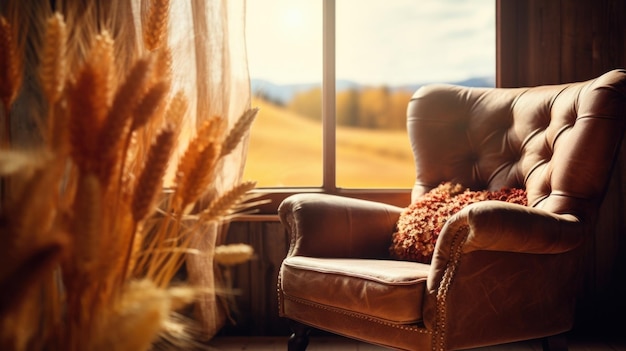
[[243, 98, 415, 188]]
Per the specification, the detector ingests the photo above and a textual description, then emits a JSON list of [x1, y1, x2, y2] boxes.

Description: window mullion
[[322, 0, 336, 192]]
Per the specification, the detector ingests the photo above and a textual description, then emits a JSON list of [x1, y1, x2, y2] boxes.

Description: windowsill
[[243, 187, 412, 216]]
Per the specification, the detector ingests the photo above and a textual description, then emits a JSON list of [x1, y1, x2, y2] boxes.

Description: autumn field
[[242, 97, 415, 188]]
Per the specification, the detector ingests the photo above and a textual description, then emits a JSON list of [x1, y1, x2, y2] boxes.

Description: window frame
[[247, 0, 501, 216]]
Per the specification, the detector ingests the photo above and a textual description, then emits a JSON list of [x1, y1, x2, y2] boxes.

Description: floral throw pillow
[[389, 182, 527, 264]]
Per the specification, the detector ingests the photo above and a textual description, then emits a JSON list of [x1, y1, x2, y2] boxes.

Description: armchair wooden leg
[[288, 319, 311, 351], [542, 333, 568, 351]]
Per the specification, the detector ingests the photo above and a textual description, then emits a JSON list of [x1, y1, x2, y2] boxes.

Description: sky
[[245, 0, 495, 86]]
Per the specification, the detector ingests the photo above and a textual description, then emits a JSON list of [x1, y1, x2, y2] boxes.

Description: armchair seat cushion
[[281, 256, 429, 324]]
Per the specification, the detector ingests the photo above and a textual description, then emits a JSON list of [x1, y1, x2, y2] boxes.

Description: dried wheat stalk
[[132, 80, 170, 131], [88, 32, 116, 106], [200, 180, 257, 222], [214, 243, 254, 266], [146, 90, 187, 187], [179, 142, 221, 213], [97, 55, 152, 188], [68, 32, 114, 174], [40, 13, 67, 105], [163, 90, 187, 140], [143, 0, 170, 51], [152, 47, 173, 85], [220, 108, 259, 157], [172, 117, 225, 212], [132, 127, 175, 223], [0, 158, 67, 324], [70, 173, 103, 275], [40, 13, 69, 155], [0, 16, 20, 107], [90, 279, 181, 351], [1, 6, 258, 350], [0, 15, 22, 146]]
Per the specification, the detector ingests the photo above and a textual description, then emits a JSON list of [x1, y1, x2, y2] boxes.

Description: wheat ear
[[0, 16, 21, 107], [143, 0, 170, 51], [132, 127, 175, 223], [40, 13, 67, 105], [96, 55, 152, 187], [153, 47, 173, 85], [173, 117, 221, 191], [68, 32, 114, 173], [121, 128, 175, 288], [131, 80, 170, 131], [0, 16, 22, 146], [199, 181, 257, 222], [41, 13, 69, 154], [163, 90, 187, 137], [179, 142, 221, 212], [87, 31, 115, 109], [173, 117, 225, 211], [90, 279, 169, 351], [220, 108, 259, 157], [214, 243, 254, 266]]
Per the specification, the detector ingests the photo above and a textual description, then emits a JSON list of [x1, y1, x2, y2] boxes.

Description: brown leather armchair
[[277, 69, 626, 351]]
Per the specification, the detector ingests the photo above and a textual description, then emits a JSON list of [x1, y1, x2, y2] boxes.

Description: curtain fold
[[153, 0, 252, 338]]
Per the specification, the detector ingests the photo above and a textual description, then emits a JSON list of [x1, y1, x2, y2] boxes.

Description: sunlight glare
[[283, 6, 305, 29]]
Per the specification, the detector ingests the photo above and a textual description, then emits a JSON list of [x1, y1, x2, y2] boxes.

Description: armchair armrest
[[447, 200, 584, 255], [424, 201, 586, 347], [428, 200, 585, 297], [278, 193, 403, 258]]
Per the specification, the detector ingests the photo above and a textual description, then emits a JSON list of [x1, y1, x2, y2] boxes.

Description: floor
[[204, 335, 626, 351]]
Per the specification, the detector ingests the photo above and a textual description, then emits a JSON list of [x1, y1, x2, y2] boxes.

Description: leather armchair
[[277, 69, 626, 351]]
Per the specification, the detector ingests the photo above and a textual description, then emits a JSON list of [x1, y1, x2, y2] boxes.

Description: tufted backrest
[[407, 69, 626, 221]]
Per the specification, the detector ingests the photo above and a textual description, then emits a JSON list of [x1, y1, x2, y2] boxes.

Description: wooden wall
[[498, 0, 626, 336], [497, 0, 626, 87], [217, 220, 291, 337]]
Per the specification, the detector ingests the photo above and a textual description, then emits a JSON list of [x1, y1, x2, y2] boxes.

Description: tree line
[[274, 86, 415, 130]]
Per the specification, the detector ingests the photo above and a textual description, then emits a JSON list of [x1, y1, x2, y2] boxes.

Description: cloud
[[246, 0, 494, 85]]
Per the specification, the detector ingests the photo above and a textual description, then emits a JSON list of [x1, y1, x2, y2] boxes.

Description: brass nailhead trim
[[284, 294, 431, 334], [432, 225, 469, 351]]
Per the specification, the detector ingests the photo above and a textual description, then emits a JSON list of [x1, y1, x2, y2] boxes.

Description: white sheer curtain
[[168, 0, 252, 338], [141, 0, 252, 338]]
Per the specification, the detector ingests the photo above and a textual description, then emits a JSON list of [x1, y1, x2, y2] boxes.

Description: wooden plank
[[560, 0, 594, 82], [219, 221, 291, 336], [527, 0, 562, 85], [496, 0, 524, 87]]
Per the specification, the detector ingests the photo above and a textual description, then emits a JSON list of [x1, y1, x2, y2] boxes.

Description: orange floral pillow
[[389, 182, 527, 264]]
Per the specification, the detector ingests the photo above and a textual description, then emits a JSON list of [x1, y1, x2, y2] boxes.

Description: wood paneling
[[498, 0, 626, 87], [498, 0, 626, 336], [217, 221, 291, 337]]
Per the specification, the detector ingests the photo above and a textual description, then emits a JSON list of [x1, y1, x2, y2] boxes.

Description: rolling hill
[[242, 98, 415, 188]]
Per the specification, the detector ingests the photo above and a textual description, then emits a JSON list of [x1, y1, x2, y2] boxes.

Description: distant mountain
[[394, 76, 495, 94], [251, 76, 495, 105], [455, 76, 496, 87], [250, 80, 316, 104]]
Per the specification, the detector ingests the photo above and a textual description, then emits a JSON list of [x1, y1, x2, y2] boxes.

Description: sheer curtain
[[169, 0, 252, 338], [141, 0, 252, 338]]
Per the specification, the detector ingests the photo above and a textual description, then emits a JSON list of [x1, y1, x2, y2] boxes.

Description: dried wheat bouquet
[[0, 1, 258, 350]]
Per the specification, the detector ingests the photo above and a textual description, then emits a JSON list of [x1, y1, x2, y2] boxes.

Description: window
[[244, 0, 494, 207], [245, 0, 323, 188]]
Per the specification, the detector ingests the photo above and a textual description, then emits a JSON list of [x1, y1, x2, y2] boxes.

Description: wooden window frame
[[248, 0, 503, 216]]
